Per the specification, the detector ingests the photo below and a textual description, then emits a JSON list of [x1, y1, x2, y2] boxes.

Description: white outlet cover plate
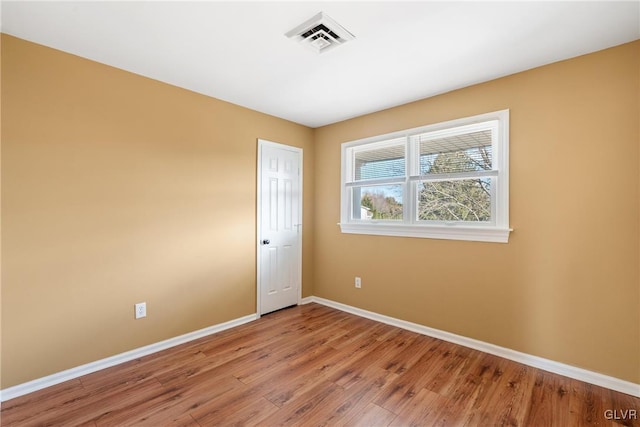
[[135, 302, 147, 319]]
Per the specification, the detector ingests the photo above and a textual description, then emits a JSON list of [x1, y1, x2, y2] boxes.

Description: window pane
[[353, 139, 405, 181], [352, 185, 403, 220], [415, 130, 492, 175], [417, 178, 491, 222]]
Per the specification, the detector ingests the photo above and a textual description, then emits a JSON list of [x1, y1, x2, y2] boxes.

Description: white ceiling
[[2, 1, 639, 128]]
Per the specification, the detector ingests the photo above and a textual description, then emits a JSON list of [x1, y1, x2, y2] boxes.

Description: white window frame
[[340, 109, 511, 243]]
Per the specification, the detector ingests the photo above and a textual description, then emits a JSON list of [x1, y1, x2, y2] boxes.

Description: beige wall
[[0, 35, 314, 388], [313, 41, 640, 383], [1, 34, 638, 389], [0, 33, 4, 390]]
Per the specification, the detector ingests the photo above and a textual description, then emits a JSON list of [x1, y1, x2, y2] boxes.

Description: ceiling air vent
[[285, 12, 355, 54]]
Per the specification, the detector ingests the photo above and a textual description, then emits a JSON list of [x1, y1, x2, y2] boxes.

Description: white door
[[257, 140, 302, 315]]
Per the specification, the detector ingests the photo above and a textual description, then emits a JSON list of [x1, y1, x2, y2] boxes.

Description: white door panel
[[258, 140, 302, 315]]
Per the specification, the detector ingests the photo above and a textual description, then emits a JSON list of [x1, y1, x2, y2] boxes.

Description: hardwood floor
[[2, 303, 639, 426]]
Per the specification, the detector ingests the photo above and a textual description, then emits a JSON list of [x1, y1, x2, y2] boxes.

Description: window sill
[[339, 222, 512, 243]]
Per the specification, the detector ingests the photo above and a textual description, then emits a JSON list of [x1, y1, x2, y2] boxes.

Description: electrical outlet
[[135, 302, 147, 319], [355, 277, 362, 288]]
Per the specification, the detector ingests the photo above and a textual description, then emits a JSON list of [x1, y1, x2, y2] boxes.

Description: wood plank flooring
[[2, 303, 639, 426]]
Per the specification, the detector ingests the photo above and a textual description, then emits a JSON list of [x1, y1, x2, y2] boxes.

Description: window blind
[[412, 129, 493, 176], [353, 138, 405, 181]]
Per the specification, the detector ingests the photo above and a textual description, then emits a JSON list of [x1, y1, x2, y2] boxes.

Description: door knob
[[262, 239, 270, 245]]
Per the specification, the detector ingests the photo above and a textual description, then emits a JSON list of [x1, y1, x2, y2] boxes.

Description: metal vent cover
[[285, 12, 355, 54]]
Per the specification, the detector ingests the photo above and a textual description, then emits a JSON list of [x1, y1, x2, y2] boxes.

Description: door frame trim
[[256, 139, 303, 317]]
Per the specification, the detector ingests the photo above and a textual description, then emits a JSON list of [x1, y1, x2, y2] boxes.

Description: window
[[340, 110, 511, 243]]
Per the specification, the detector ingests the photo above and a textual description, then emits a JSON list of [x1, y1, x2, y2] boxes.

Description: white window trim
[[339, 109, 512, 243]]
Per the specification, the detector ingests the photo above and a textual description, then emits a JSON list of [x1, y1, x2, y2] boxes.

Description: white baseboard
[[0, 313, 258, 402], [308, 296, 640, 398], [3, 297, 638, 402]]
